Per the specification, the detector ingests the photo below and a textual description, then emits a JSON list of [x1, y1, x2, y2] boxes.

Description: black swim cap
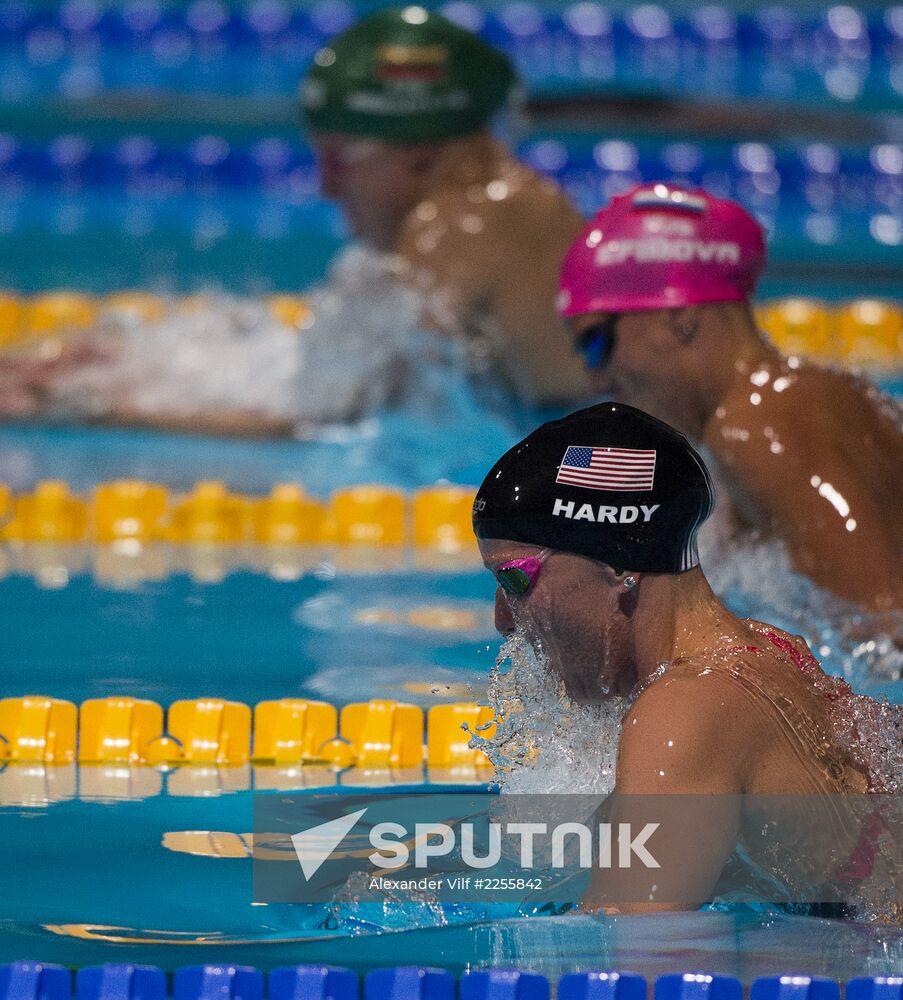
[[473, 402, 715, 573]]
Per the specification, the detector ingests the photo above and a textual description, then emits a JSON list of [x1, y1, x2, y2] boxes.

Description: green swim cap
[[300, 6, 518, 145]]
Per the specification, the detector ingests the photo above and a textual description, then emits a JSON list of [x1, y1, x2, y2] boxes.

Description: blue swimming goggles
[[574, 314, 619, 370]]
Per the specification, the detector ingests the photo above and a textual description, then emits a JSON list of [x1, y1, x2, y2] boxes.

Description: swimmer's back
[[397, 143, 588, 404], [621, 621, 869, 798], [707, 359, 903, 609]]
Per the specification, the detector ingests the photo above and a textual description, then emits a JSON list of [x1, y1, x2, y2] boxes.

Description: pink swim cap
[[557, 183, 767, 317]]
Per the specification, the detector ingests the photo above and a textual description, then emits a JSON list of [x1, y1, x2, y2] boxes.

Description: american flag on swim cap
[[556, 445, 656, 491]]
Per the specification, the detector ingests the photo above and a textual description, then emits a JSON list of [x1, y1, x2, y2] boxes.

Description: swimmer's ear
[[668, 307, 701, 345]]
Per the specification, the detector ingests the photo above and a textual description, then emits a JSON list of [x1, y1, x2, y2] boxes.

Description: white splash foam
[[471, 633, 625, 796]]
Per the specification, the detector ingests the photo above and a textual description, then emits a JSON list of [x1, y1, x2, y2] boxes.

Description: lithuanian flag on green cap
[[300, 6, 518, 145]]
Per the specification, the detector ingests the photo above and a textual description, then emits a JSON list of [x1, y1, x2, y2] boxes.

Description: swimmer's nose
[[494, 588, 516, 636]]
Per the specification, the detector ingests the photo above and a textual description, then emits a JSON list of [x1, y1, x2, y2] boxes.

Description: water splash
[[470, 632, 625, 795], [43, 246, 523, 443], [322, 871, 449, 935], [49, 295, 302, 422], [701, 528, 903, 688]]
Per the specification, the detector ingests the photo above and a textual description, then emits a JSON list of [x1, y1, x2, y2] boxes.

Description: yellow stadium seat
[[252, 484, 326, 545], [340, 699, 424, 767], [78, 697, 164, 763], [253, 699, 337, 763], [2, 481, 88, 543], [0, 696, 77, 763], [23, 292, 98, 335], [164, 698, 252, 764], [93, 480, 170, 543], [413, 486, 478, 552], [168, 481, 252, 544], [330, 486, 407, 546], [427, 703, 495, 767], [836, 299, 903, 369], [757, 298, 837, 360]]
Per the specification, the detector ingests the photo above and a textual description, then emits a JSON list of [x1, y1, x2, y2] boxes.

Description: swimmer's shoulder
[[398, 157, 582, 260], [619, 657, 765, 792]]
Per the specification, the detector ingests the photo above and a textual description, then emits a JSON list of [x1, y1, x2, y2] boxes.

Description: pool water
[[1, 407, 902, 976]]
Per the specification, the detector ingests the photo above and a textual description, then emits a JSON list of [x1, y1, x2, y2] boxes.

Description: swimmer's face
[[479, 538, 636, 702], [567, 310, 702, 436], [310, 134, 437, 251]]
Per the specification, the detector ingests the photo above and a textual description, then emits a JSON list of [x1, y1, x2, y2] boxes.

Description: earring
[[623, 576, 637, 590]]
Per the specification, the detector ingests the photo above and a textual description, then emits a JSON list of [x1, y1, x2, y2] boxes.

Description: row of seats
[[2, 134, 901, 200], [1, 1, 901, 108], [1, 289, 901, 369], [0, 481, 477, 550], [0, 695, 495, 768], [1, 963, 901, 1000], [1, 0, 896, 50]]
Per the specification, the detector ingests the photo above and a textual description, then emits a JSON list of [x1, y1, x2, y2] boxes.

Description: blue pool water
[[1, 410, 901, 976], [2, 6, 902, 965]]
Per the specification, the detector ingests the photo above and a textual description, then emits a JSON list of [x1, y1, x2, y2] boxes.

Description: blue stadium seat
[[459, 970, 550, 999], [109, 1, 165, 43], [269, 966, 359, 1000], [815, 5, 870, 60], [173, 967, 264, 1000], [363, 968, 454, 1000], [38, 134, 98, 187], [558, 972, 646, 1000], [792, 142, 843, 210], [687, 6, 739, 48], [234, 1, 296, 48], [749, 977, 839, 1000], [560, 2, 613, 42], [239, 137, 297, 189], [186, 134, 238, 191], [305, 0, 356, 48], [657, 142, 707, 186], [0, 964, 70, 1000], [75, 966, 165, 1000], [869, 143, 903, 211], [183, 0, 233, 42], [518, 138, 570, 176], [619, 3, 680, 88], [846, 978, 903, 1000], [439, 1, 487, 35], [655, 974, 743, 1000], [0, 2, 34, 45]]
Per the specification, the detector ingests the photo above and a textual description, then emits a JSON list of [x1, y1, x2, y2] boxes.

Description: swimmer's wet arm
[[580, 673, 745, 914], [97, 407, 296, 439]]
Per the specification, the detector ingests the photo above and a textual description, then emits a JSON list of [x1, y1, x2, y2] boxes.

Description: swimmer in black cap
[[474, 402, 900, 914]]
